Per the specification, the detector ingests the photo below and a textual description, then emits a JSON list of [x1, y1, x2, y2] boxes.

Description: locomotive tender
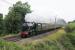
[[20, 13, 66, 38]]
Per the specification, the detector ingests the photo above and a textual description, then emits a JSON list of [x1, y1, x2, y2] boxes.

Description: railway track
[[2, 29, 58, 42]]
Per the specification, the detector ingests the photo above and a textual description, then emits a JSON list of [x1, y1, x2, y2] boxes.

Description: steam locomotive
[[20, 13, 66, 38]]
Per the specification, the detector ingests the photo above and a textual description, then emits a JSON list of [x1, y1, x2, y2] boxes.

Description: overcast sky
[[0, 0, 75, 22]]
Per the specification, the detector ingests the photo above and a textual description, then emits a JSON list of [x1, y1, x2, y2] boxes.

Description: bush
[[66, 32, 75, 46], [65, 22, 75, 32], [65, 22, 75, 46], [59, 36, 75, 50]]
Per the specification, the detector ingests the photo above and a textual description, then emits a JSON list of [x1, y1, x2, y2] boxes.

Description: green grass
[[44, 28, 66, 41], [23, 39, 61, 50], [22, 28, 75, 50], [0, 39, 25, 50], [20, 28, 68, 50], [0, 28, 75, 50]]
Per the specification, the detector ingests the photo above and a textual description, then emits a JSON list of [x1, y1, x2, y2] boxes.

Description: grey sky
[[0, 0, 75, 22]]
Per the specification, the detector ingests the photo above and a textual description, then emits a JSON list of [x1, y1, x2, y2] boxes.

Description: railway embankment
[[18, 28, 75, 50], [0, 24, 75, 50]]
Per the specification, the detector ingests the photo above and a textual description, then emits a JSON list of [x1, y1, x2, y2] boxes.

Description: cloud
[[0, 0, 75, 22]]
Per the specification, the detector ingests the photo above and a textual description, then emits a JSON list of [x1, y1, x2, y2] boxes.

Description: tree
[[9, 1, 31, 23], [4, 1, 31, 33], [0, 13, 3, 34]]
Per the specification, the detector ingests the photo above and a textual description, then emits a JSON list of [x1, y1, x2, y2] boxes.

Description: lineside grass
[[0, 39, 25, 50], [0, 28, 74, 50], [21, 28, 67, 50], [23, 28, 75, 50], [43, 28, 66, 41]]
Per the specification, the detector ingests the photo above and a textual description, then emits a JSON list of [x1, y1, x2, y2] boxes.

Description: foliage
[[64, 21, 75, 46], [65, 22, 75, 32], [0, 13, 3, 34], [4, 1, 31, 34], [59, 36, 75, 50], [66, 32, 75, 46], [64, 21, 75, 49]]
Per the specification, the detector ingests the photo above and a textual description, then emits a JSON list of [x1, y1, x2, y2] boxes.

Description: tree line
[[0, 1, 31, 35]]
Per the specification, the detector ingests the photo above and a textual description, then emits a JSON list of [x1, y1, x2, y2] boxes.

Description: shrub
[[59, 36, 75, 50], [66, 32, 75, 46], [65, 22, 75, 32]]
